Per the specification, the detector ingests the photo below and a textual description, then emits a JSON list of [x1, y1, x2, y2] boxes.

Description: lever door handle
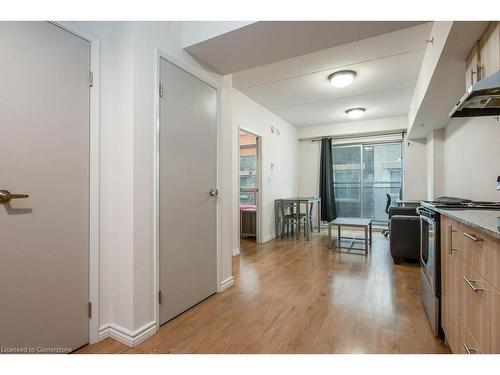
[[0, 190, 29, 204]]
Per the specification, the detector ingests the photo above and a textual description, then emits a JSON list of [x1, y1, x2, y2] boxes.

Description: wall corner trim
[[232, 248, 240, 257], [98, 321, 157, 348], [220, 276, 234, 292]]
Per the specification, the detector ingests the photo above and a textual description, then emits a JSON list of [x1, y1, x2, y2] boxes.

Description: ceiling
[[232, 23, 433, 128], [185, 21, 427, 75]]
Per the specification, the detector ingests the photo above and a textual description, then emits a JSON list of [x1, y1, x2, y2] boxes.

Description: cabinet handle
[[449, 225, 458, 254], [463, 276, 484, 293], [471, 69, 477, 85], [463, 232, 484, 242], [463, 342, 477, 354], [477, 64, 484, 80]]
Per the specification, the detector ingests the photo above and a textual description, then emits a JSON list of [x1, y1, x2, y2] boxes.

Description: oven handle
[[420, 214, 435, 226]]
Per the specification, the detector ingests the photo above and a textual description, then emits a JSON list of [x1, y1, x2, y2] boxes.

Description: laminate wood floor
[[77, 229, 450, 354]]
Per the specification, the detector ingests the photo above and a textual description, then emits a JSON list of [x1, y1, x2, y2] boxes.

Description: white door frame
[[51, 21, 101, 345], [153, 49, 222, 332], [238, 127, 263, 244]]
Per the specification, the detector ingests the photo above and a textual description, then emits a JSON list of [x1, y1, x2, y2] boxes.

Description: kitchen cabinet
[[461, 315, 483, 354], [440, 214, 500, 354], [460, 259, 493, 352], [465, 42, 481, 88], [492, 288, 500, 353], [479, 22, 500, 79], [464, 22, 499, 87], [440, 216, 463, 353]]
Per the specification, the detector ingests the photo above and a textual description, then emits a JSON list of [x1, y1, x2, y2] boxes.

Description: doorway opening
[[239, 130, 261, 250]]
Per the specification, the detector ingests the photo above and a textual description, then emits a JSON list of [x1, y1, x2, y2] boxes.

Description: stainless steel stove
[[421, 197, 500, 210]]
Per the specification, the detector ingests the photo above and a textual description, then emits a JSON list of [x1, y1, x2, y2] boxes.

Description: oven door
[[420, 214, 437, 292], [419, 212, 440, 336]]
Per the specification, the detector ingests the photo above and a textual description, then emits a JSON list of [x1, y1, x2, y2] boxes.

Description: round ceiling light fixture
[[328, 70, 356, 88], [345, 107, 366, 119]]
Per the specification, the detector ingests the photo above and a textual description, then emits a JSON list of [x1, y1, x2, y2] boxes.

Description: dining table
[[274, 197, 321, 240]]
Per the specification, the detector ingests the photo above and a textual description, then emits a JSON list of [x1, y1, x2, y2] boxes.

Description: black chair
[[382, 193, 392, 237], [389, 207, 421, 264]]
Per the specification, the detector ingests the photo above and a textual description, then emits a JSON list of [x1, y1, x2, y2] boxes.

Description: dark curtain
[[319, 138, 337, 222]]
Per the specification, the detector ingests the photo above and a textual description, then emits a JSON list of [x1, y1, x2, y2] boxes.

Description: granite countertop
[[436, 208, 500, 239]]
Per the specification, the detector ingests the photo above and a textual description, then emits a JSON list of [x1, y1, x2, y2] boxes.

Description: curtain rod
[[299, 130, 406, 142]]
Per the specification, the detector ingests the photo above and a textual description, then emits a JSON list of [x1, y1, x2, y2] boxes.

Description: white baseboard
[[220, 276, 234, 292], [99, 321, 157, 348], [262, 233, 276, 243], [232, 248, 240, 256]]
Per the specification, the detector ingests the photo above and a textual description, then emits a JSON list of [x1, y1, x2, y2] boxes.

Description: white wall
[[232, 89, 299, 246], [425, 129, 445, 200], [443, 117, 500, 201], [68, 21, 235, 339], [403, 138, 428, 200], [297, 141, 321, 224]]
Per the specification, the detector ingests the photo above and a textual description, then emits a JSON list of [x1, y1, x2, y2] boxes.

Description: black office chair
[[382, 193, 391, 237]]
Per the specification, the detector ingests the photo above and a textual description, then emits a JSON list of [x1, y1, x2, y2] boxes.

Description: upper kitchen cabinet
[[465, 42, 480, 88], [479, 22, 500, 79]]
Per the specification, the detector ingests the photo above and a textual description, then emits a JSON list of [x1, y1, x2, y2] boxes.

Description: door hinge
[[159, 83, 164, 98], [89, 71, 94, 87], [88, 302, 92, 319], [158, 290, 162, 305]]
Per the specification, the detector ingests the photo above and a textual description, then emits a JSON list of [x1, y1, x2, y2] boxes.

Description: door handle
[[209, 188, 219, 197], [0, 190, 29, 204]]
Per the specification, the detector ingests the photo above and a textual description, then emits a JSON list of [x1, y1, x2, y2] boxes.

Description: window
[[332, 141, 402, 224], [240, 149, 257, 205], [332, 145, 361, 217]]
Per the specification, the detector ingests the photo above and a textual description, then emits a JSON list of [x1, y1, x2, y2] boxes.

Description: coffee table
[[328, 217, 372, 254]]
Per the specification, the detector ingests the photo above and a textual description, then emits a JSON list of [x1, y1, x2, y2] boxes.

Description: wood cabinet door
[[441, 217, 464, 353], [441, 216, 451, 340], [462, 226, 500, 291], [479, 22, 500, 78], [461, 315, 483, 354], [465, 42, 481, 88], [460, 260, 493, 353], [492, 288, 500, 354]]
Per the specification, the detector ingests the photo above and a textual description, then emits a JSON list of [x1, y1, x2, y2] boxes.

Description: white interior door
[[159, 57, 218, 325], [0, 22, 90, 352]]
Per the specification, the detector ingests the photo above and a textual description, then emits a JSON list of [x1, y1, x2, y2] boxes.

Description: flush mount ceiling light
[[328, 70, 356, 88], [345, 108, 366, 119]]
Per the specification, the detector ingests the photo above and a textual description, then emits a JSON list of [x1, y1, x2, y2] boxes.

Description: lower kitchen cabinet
[[440, 214, 500, 354], [441, 216, 463, 353], [460, 259, 493, 352], [492, 289, 500, 353]]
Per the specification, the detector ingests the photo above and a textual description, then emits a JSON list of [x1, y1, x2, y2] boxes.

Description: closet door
[[159, 57, 218, 325], [0, 22, 90, 352]]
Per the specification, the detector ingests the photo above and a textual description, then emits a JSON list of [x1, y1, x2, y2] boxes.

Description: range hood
[[449, 70, 500, 118]]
